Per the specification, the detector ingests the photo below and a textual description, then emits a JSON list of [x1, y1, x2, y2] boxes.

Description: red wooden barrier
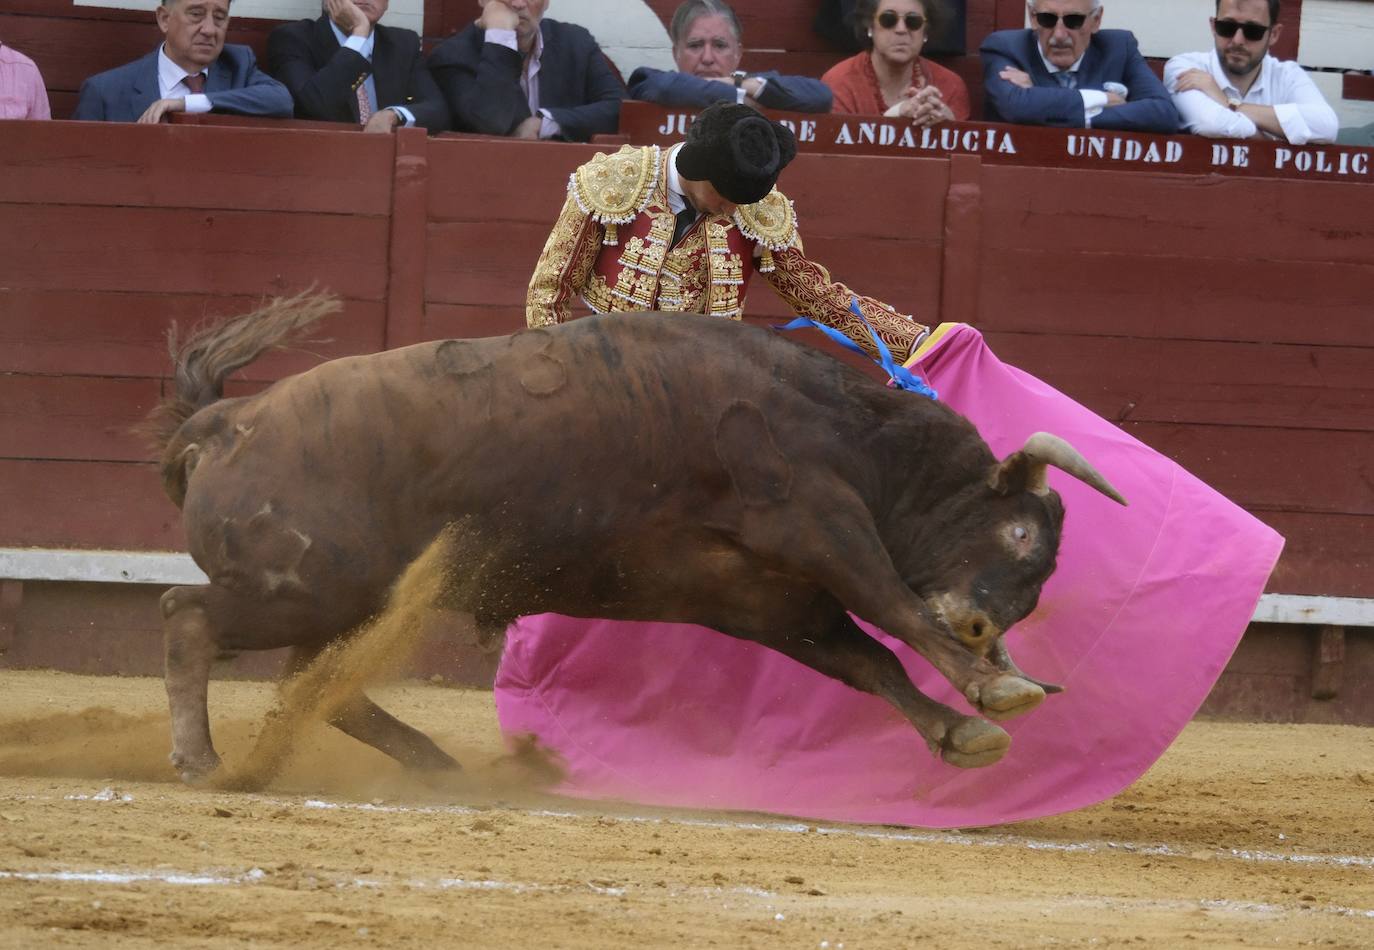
[[1, 116, 1371, 602]]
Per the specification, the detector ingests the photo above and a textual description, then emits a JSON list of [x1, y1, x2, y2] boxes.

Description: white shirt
[[485, 26, 561, 139], [157, 45, 211, 114], [327, 19, 415, 126], [1036, 47, 1109, 126], [1163, 49, 1338, 144]]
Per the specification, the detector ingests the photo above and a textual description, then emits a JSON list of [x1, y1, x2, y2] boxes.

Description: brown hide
[[157, 306, 1089, 782], [173, 312, 1017, 635]]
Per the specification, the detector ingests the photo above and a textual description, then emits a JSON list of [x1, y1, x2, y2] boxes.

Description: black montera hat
[[676, 103, 799, 206]]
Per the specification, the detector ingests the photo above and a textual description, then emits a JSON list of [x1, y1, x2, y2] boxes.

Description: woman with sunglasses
[[821, 0, 970, 125]]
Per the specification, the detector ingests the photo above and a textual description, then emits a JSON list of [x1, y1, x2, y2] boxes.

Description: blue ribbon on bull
[[774, 297, 938, 400]]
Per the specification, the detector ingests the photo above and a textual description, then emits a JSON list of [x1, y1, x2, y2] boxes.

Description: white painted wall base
[[2, 548, 1371, 627]]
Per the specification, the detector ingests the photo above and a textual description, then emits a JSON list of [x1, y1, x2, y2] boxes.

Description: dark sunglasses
[[877, 11, 926, 31], [1213, 18, 1270, 41], [1033, 12, 1091, 30]]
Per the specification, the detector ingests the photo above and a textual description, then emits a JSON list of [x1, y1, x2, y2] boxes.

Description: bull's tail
[[138, 290, 341, 504]]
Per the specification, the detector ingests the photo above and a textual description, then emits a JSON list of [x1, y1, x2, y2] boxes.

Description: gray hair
[[669, 0, 743, 46]]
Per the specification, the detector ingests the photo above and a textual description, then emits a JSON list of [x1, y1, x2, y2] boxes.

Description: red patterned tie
[[356, 84, 372, 125], [184, 72, 205, 94]]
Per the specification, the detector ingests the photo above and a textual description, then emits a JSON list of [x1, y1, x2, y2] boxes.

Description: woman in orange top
[[821, 0, 970, 125]]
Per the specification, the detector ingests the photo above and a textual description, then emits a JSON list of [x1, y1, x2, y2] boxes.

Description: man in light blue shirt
[[73, 0, 290, 123]]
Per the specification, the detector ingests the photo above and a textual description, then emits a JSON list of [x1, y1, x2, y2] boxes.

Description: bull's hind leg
[[282, 644, 461, 774], [759, 617, 1010, 769], [160, 585, 223, 784]]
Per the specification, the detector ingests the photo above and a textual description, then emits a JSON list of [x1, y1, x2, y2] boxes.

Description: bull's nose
[[957, 614, 1000, 651]]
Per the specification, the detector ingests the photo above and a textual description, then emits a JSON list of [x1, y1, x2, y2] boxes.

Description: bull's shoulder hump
[[569, 145, 662, 225], [733, 189, 798, 251]]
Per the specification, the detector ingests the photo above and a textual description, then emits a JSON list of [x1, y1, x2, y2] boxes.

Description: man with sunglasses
[[980, 0, 1178, 133], [1163, 0, 1336, 144]]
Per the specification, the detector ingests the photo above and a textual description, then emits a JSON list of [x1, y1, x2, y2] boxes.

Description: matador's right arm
[[525, 192, 602, 328]]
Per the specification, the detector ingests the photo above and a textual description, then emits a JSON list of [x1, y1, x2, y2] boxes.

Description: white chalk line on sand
[[24, 786, 1374, 874], [1, 865, 1372, 923]]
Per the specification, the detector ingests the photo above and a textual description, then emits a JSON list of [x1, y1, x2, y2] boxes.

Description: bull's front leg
[[734, 500, 1045, 724], [761, 615, 1011, 769]]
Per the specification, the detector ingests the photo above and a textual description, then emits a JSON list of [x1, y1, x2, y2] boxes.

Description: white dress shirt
[[157, 45, 211, 113], [1164, 49, 1338, 144]]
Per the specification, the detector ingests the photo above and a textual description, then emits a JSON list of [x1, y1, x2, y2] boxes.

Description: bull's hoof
[[976, 675, 1046, 722], [940, 718, 1010, 769], [170, 749, 222, 787]]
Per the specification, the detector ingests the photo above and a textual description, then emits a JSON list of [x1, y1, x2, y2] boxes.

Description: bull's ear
[[987, 451, 1039, 496], [991, 432, 1127, 505]]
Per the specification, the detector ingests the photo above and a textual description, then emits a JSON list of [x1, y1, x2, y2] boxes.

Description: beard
[[1220, 44, 1265, 78]]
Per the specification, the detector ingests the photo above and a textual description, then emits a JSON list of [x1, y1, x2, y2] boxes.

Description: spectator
[[73, 0, 290, 123], [527, 102, 928, 363], [627, 0, 832, 113], [981, 0, 1179, 133], [822, 0, 969, 123], [426, 0, 623, 141], [1164, 0, 1337, 144], [0, 39, 51, 120], [267, 0, 449, 132]]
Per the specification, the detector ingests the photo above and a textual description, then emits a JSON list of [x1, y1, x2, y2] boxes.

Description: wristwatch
[[733, 70, 748, 104], [1226, 95, 1242, 111]]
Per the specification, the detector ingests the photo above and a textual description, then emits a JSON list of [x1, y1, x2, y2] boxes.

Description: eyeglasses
[[1213, 18, 1270, 41], [1032, 12, 1092, 30], [876, 11, 926, 31]]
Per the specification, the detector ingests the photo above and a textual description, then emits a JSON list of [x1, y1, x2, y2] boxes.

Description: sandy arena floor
[[0, 669, 1371, 949]]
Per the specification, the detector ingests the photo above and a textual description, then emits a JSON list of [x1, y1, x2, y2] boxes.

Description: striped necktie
[[671, 204, 699, 249], [1054, 71, 1078, 89]]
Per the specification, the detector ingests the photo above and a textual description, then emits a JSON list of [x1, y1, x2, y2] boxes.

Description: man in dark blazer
[[980, 0, 1178, 134], [73, 0, 290, 123], [628, 0, 831, 113], [426, 0, 623, 141], [267, 0, 448, 131]]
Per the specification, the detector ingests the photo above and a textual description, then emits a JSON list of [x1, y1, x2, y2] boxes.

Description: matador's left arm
[[736, 193, 928, 361]]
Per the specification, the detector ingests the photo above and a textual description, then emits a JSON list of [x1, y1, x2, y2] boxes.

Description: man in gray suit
[[74, 0, 290, 123]]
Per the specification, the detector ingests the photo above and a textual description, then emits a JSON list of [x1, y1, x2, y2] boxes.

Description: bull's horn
[[990, 639, 1064, 694], [994, 432, 1128, 506]]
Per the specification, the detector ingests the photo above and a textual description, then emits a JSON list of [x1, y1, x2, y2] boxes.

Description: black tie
[[671, 203, 699, 248]]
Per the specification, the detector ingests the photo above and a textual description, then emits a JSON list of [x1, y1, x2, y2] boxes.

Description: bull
[[144, 293, 1125, 786]]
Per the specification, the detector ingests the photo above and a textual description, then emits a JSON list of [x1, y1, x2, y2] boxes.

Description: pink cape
[[493, 324, 1283, 827]]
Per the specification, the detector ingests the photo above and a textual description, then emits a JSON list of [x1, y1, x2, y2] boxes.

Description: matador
[[526, 102, 928, 361]]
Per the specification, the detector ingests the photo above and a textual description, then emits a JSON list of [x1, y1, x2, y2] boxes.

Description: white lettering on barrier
[[1272, 147, 1368, 176], [776, 119, 819, 144], [1067, 135, 1183, 164], [832, 122, 1017, 155]]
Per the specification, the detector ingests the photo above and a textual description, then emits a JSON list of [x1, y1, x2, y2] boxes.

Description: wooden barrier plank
[[1115, 421, 1374, 517], [0, 375, 274, 467], [0, 206, 390, 299], [984, 333, 1374, 431], [427, 139, 601, 224], [425, 220, 561, 305], [979, 166, 1374, 264], [0, 375, 161, 464], [976, 251, 1374, 348], [426, 138, 952, 242], [1260, 511, 1374, 597], [423, 303, 530, 340], [0, 121, 393, 215], [0, 460, 183, 550], [0, 292, 387, 379], [425, 222, 941, 313]]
